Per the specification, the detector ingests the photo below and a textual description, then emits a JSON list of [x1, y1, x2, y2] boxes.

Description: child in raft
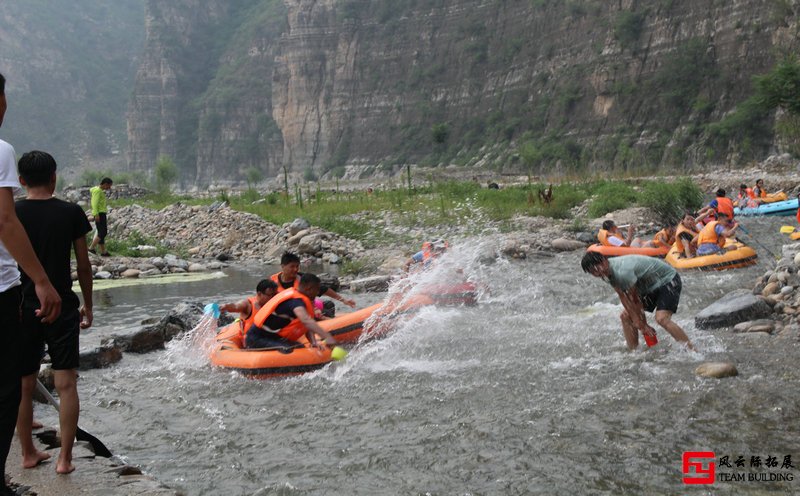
[[692, 212, 739, 256]]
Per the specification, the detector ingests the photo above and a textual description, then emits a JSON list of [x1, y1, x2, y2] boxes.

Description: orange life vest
[[796, 207, 800, 225], [652, 228, 674, 248], [697, 221, 726, 248], [597, 229, 610, 246], [754, 186, 766, 198], [251, 288, 314, 342], [673, 223, 698, 252], [270, 272, 300, 291], [715, 197, 735, 218], [237, 296, 261, 336]]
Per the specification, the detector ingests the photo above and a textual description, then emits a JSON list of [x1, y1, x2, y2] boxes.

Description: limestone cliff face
[[128, 0, 800, 184]]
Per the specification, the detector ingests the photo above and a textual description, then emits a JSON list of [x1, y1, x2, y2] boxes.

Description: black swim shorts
[[641, 273, 681, 314], [20, 305, 80, 375]]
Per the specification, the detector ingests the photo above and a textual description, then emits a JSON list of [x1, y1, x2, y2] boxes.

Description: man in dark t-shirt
[[14, 151, 93, 475]]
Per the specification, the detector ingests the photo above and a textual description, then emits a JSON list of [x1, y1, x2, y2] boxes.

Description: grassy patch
[[587, 182, 639, 217], [103, 230, 178, 258]]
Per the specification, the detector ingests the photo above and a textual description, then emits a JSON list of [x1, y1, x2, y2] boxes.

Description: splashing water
[[165, 312, 221, 368]]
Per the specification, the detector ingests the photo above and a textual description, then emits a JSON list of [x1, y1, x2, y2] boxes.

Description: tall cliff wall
[[127, 0, 800, 184]]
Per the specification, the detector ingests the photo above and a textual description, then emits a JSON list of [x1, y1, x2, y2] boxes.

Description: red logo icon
[[683, 451, 716, 484]]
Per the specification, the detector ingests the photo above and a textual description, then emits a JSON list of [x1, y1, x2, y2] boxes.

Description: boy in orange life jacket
[[219, 279, 278, 327], [696, 188, 735, 222], [270, 252, 356, 308], [693, 212, 738, 256], [244, 273, 338, 350]]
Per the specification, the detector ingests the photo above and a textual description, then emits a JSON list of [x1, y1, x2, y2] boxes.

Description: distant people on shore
[[581, 252, 694, 351], [88, 177, 113, 257]]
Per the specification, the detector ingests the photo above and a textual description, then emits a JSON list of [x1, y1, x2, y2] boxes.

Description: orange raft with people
[[664, 240, 757, 271], [210, 303, 381, 378], [585, 243, 670, 258]]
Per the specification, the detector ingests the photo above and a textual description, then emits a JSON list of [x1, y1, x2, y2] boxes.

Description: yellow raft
[[665, 240, 757, 271], [761, 191, 788, 203]]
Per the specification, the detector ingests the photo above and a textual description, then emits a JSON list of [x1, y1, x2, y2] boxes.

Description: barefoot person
[[15, 150, 93, 474], [0, 73, 61, 494], [581, 252, 694, 351]]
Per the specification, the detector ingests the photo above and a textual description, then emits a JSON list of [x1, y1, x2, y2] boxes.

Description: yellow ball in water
[[331, 346, 348, 361]]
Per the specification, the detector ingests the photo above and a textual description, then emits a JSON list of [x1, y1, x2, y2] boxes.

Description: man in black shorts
[[15, 151, 93, 474], [581, 252, 694, 351]]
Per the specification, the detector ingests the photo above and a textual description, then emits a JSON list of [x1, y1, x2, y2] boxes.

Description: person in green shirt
[[581, 252, 694, 351], [88, 177, 112, 256]]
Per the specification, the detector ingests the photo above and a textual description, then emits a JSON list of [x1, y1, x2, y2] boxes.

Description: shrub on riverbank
[[639, 178, 704, 223], [587, 182, 639, 218]]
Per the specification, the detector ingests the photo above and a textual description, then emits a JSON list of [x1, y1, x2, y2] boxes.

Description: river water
[[34, 217, 800, 495]]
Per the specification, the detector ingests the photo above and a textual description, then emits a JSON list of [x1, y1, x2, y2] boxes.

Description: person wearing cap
[[405, 239, 448, 270], [581, 252, 694, 351]]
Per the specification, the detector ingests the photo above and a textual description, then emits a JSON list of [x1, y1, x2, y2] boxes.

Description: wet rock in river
[[350, 275, 392, 293], [695, 289, 773, 329], [696, 362, 739, 379], [79, 343, 124, 369]]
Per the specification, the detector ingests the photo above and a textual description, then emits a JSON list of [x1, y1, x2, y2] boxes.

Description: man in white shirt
[[0, 72, 61, 495]]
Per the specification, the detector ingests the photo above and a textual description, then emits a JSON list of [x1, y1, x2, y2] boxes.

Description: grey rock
[[575, 232, 596, 244], [289, 218, 311, 235], [94, 271, 113, 279], [550, 238, 587, 251], [79, 344, 123, 370], [695, 289, 773, 329], [732, 319, 775, 334]]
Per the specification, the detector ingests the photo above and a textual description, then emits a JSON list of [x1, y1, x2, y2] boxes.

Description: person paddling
[[581, 252, 694, 351], [696, 188, 735, 223], [244, 273, 338, 350]]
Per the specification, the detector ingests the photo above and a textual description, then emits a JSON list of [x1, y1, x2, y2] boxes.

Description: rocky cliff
[[127, 0, 800, 184]]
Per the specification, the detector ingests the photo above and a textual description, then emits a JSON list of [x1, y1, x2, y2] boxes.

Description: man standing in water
[[0, 72, 61, 496], [88, 177, 112, 256], [581, 252, 694, 351]]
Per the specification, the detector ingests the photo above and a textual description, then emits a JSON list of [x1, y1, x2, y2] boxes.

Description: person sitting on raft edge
[[696, 188, 735, 224], [581, 252, 695, 351], [219, 279, 278, 333], [597, 220, 650, 248], [270, 251, 356, 310], [244, 273, 338, 350], [674, 212, 699, 259]]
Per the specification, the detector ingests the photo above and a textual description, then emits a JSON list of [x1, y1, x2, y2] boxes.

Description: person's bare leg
[[655, 310, 694, 350], [88, 235, 98, 251], [620, 310, 639, 350], [17, 374, 51, 468], [53, 369, 79, 474]]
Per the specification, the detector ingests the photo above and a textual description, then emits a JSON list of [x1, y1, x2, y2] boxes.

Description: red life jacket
[[270, 272, 300, 291], [250, 288, 314, 342]]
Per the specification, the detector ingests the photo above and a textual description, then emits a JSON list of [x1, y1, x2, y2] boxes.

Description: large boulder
[[79, 343, 124, 370], [694, 289, 773, 329], [289, 218, 311, 235]]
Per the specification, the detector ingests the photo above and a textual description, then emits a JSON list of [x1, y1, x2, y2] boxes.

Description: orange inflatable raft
[[585, 243, 670, 258], [210, 303, 381, 378]]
